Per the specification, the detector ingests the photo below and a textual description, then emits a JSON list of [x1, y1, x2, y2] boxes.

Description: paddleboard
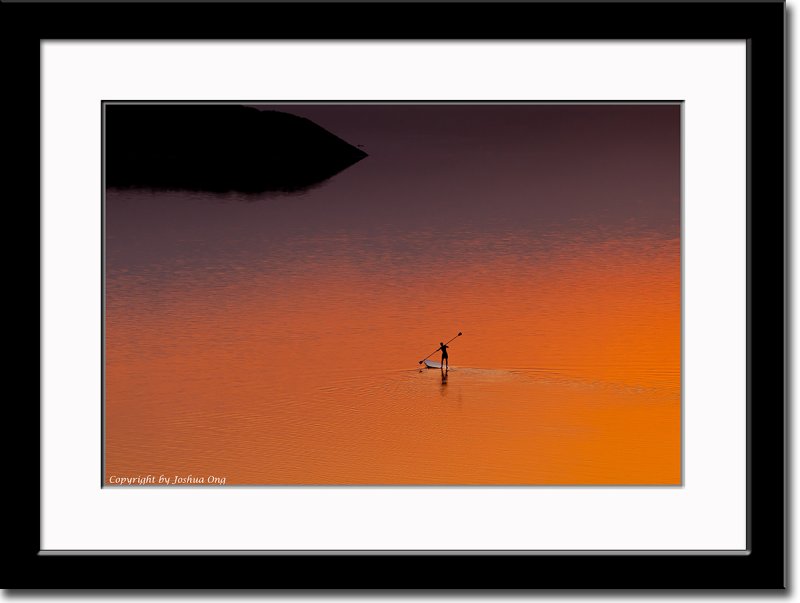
[[423, 359, 448, 369]]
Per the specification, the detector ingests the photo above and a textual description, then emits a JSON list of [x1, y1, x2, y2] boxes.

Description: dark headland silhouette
[[105, 105, 368, 193]]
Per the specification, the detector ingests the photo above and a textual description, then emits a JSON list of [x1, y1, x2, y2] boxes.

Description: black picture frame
[[21, 1, 785, 589]]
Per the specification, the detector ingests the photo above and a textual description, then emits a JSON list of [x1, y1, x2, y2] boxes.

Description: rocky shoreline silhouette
[[105, 104, 367, 193]]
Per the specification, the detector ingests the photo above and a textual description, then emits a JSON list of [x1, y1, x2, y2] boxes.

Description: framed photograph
[[26, 0, 784, 588]]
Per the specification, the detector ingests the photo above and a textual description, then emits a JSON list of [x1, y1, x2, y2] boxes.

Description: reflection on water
[[105, 106, 680, 485]]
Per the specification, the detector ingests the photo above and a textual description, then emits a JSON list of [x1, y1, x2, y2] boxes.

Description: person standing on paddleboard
[[439, 342, 449, 370]]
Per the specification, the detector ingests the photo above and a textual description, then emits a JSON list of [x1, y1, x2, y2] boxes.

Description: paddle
[[418, 332, 462, 364]]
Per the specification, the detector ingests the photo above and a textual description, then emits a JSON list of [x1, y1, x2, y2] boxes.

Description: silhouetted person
[[438, 342, 449, 370]]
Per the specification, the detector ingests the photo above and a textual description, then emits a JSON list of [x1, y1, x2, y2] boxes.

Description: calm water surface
[[105, 105, 680, 484]]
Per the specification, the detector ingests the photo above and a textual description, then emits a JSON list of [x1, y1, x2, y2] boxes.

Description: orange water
[[105, 189, 680, 485]]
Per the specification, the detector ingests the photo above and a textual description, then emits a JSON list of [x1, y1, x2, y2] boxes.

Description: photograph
[[104, 102, 682, 486], [22, 0, 786, 585]]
